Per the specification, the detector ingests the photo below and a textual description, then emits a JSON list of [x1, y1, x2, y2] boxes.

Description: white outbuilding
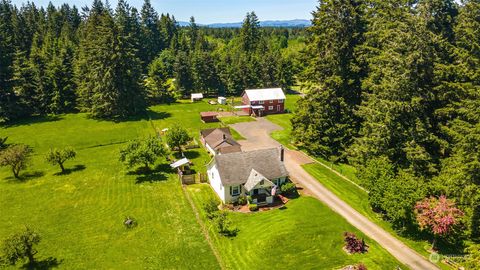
[[217, 97, 227, 105], [191, 93, 204, 102]]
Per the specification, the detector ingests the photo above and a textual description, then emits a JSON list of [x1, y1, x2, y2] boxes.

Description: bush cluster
[[343, 232, 368, 254], [280, 182, 296, 195]]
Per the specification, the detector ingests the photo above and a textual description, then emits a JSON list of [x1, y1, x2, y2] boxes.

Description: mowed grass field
[[0, 101, 235, 269], [1, 96, 403, 269], [186, 184, 404, 270]]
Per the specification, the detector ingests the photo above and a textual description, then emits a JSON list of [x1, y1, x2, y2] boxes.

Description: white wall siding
[[205, 143, 216, 156], [207, 164, 226, 202]]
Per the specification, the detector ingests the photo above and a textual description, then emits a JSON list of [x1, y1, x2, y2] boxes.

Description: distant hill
[[177, 19, 311, 28]]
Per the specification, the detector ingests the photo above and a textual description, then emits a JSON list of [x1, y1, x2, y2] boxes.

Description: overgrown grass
[[186, 184, 405, 270]]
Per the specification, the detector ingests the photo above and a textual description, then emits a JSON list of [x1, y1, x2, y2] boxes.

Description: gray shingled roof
[[214, 148, 288, 185], [201, 128, 241, 152]]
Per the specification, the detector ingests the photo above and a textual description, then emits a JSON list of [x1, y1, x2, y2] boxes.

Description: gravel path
[[230, 118, 439, 270]]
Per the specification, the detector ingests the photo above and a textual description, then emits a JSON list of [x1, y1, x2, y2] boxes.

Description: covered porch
[[244, 169, 277, 205]]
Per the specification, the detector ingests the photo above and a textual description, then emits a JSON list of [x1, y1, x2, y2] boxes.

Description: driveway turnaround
[[231, 118, 439, 270]]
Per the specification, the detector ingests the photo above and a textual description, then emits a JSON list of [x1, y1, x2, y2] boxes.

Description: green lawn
[[303, 164, 451, 270], [218, 116, 255, 125], [186, 184, 404, 270], [0, 101, 235, 269], [265, 94, 302, 148]]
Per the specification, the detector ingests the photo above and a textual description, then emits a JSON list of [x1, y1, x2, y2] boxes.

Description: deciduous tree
[[119, 136, 166, 171], [414, 195, 464, 249], [45, 147, 77, 173], [1, 226, 41, 266], [0, 144, 32, 179]]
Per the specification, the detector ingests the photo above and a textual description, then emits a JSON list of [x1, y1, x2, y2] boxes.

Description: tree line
[[292, 0, 479, 250], [0, 0, 299, 122]]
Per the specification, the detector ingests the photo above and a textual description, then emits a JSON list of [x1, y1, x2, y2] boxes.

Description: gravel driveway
[[230, 117, 439, 270]]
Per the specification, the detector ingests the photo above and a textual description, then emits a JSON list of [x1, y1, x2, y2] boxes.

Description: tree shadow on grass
[[4, 115, 63, 128], [21, 257, 61, 270], [53, 165, 86, 176], [5, 171, 45, 182], [90, 110, 172, 123], [128, 164, 172, 184], [182, 150, 200, 160]]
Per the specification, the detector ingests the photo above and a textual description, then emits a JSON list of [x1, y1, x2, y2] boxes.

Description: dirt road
[[231, 118, 439, 270]]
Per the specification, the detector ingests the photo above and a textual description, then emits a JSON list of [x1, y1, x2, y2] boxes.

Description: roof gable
[[244, 88, 286, 102], [244, 169, 274, 192]]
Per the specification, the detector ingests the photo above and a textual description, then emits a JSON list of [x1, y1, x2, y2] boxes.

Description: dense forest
[[293, 0, 479, 249], [0, 0, 302, 120]]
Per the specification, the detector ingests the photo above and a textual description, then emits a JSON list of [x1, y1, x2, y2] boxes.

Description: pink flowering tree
[[414, 195, 464, 250]]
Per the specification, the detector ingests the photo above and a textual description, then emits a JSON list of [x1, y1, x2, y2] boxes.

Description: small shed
[[191, 93, 204, 102], [218, 97, 227, 105], [170, 158, 190, 170], [200, 112, 219, 123]]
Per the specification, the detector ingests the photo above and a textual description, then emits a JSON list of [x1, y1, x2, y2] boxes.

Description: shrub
[[238, 195, 247, 206], [124, 216, 138, 229], [203, 198, 219, 219], [280, 182, 296, 195], [343, 232, 368, 254], [214, 211, 238, 237], [356, 263, 367, 270], [246, 195, 252, 204], [249, 204, 258, 212], [1, 226, 41, 266]]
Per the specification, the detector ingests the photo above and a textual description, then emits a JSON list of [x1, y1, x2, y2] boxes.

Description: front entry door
[[253, 189, 259, 195]]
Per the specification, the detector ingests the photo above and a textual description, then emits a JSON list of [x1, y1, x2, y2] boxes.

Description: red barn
[[241, 88, 286, 116]]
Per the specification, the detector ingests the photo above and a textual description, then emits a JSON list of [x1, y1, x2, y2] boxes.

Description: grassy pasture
[[0, 101, 232, 269], [186, 184, 404, 270], [0, 97, 406, 269]]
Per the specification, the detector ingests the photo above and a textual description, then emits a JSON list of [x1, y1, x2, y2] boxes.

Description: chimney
[[280, 146, 284, 162]]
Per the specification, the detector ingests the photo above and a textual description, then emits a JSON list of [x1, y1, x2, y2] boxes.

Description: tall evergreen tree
[[0, 0, 20, 122], [140, 0, 162, 67], [433, 0, 480, 238], [350, 0, 440, 177], [292, 0, 365, 160]]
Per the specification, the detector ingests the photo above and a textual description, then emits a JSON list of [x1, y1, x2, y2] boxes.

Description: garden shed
[[200, 112, 219, 123], [218, 97, 227, 105]]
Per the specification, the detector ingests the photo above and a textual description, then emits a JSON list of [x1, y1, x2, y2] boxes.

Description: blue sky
[[11, 0, 318, 24]]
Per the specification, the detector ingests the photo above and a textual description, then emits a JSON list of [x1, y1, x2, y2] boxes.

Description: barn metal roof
[[244, 88, 286, 102]]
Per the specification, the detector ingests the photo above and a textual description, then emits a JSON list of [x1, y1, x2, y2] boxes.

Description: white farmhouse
[[207, 148, 288, 205]]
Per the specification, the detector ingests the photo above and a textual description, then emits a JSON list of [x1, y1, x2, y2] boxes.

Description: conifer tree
[[0, 0, 20, 122], [140, 0, 162, 67], [292, 0, 365, 160]]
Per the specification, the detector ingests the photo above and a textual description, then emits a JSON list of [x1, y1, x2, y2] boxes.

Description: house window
[[273, 179, 279, 186], [260, 180, 264, 186], [279, 99, 284, 103], [268, 106, 274, 111], [269, 100, 274, 104], [231, 186, 241, 196], [259, 100, 264, 104]]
